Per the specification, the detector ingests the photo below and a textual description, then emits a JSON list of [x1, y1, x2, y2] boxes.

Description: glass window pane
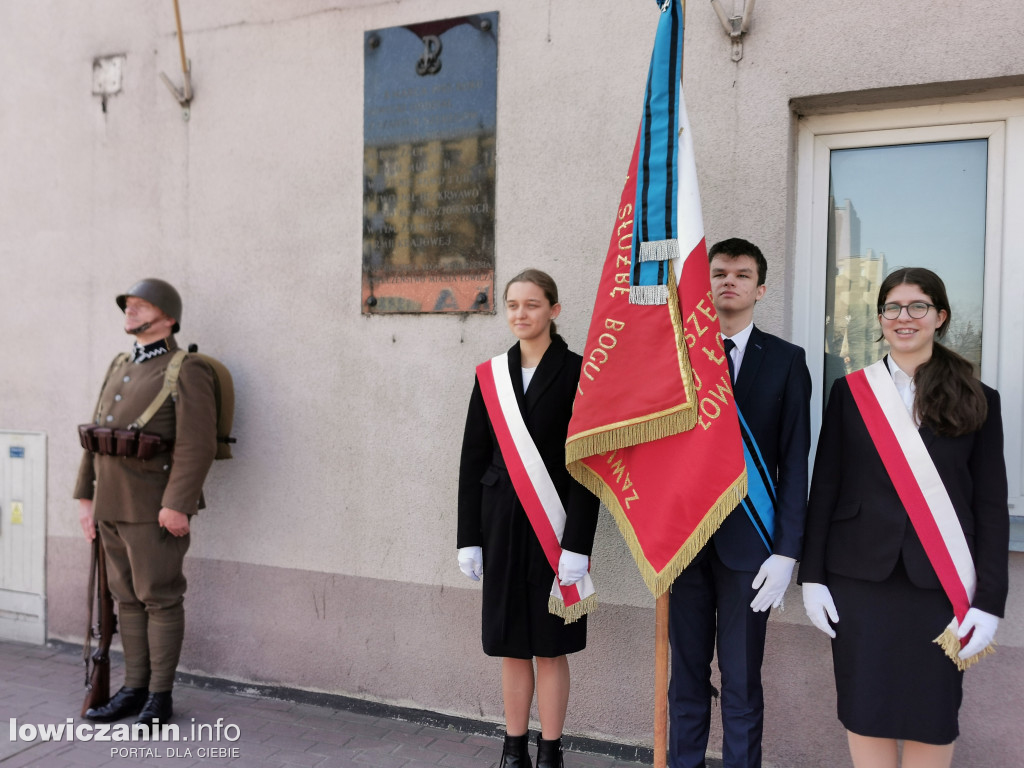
[[823, 140, 987, 402]]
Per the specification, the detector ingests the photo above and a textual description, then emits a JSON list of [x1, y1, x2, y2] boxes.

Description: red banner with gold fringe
[[566, 0, 745, 597]]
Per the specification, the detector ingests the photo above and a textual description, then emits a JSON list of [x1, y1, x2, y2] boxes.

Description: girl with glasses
[[800, 267, 1008, 767]]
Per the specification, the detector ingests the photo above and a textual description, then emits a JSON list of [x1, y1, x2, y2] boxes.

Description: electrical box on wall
[[0, 432, 47, 645], [92, 54, 125, 96]]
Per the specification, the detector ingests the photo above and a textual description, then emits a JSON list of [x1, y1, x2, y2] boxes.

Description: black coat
[[457, 336, 600, 657], [798, 364, 1009, 617]]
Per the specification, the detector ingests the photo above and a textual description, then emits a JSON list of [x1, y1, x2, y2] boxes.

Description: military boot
[[84, 686, 149, 722], [134, 691, 173, 731]]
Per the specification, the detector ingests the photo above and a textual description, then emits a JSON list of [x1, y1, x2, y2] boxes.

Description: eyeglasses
[[878, 302, 936, 320]]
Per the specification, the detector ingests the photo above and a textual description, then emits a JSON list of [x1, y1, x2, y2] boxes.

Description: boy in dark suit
[[668, 239, 812, 768]]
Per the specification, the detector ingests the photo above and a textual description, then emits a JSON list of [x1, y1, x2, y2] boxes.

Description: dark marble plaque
[[362, 12, 498, 314]]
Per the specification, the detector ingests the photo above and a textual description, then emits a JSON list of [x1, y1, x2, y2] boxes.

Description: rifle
[[81, 531, 117, 716]]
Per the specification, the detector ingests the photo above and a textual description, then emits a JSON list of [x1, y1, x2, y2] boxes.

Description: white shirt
[[522, 366, 537, 391], [722, 322, 755, 380], [885, 356, 918, 425]]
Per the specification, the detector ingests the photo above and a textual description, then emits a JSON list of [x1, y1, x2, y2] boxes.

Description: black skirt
[[828, 559, 963, 745], [480, 472, 587, 659]]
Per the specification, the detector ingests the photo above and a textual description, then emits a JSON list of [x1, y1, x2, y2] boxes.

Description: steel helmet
[[116, 278, 182, 333]]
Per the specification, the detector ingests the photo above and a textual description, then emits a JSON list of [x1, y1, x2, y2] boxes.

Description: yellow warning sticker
[[11, 502, 23, 525]]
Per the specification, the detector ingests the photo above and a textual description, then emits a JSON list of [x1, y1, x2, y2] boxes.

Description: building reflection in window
[[362, 14, 498, 314], [823, 139, 987, 402]]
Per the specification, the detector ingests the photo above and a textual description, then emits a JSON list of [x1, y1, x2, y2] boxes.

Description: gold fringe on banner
[[933, 625, 996, 671], [665, 260, 697, 422], [569, 461, 747, 598], [566, 257, 749, 597], [549, 592, 598, 624], [567, 262, 697, 464], [566, 406, 696, 465]]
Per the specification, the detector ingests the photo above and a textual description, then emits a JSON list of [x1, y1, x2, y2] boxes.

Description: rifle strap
[[131, 349, 187, 430], [83, 533, 98, 687]]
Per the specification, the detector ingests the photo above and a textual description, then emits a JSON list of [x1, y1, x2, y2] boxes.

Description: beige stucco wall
[[2, 1, 1023, 766]]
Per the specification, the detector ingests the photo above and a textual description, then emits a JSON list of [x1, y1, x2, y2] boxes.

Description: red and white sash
[[847, 359, 993, 669], [476, 354, 597, 623]]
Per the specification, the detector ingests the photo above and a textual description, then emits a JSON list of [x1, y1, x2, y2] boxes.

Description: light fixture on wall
[[709, 0, 755, 62], [158, 0, 192, 121]]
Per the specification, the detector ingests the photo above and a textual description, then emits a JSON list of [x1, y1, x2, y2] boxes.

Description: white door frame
[[792, 99, 1024, 521]]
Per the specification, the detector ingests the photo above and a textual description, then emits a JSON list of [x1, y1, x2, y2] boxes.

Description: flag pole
[[654, 592, 670, 768], [654, 2, 686, 766]]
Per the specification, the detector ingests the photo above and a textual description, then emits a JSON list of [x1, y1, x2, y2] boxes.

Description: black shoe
[[83, 686, 149, 722], [536, 735, 563, 768], [134, 691, 173, 730], [500, 732, 530, 768]]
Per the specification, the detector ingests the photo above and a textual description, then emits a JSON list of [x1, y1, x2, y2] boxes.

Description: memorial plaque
[[362, 12, 498, 314]]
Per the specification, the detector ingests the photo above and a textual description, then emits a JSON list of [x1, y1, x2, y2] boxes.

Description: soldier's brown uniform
[[75, 337, 217, 695]]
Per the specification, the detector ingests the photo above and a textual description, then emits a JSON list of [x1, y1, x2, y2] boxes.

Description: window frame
[[793, 99, 1024, 536]]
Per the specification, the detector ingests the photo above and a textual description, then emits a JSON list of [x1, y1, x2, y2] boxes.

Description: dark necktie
[[723, 337, 736, 384]]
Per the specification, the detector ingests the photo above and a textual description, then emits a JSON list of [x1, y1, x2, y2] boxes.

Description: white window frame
[[793, 99, 1024, 532]]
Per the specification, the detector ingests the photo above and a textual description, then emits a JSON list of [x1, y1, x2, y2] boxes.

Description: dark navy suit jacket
[[666, 324, 812, 767], [712, 325, 813, 572]]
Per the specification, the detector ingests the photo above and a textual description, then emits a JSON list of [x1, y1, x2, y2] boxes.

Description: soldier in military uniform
[[75, 279, 217, 728]]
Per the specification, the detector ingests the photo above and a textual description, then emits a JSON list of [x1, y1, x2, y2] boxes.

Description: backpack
[[133, 345, 236, 459]]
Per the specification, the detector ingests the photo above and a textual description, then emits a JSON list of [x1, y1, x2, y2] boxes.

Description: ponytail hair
[[877, 267, 987, 436], [504, 268, 560, 338]]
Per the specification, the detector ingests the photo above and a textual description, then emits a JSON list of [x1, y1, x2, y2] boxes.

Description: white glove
[[558, 549, 590, 586], [957, 607, 999, 660], [457, 546, 483, 581], [750, 554, 796, 612], [802, 582, 838, 638]]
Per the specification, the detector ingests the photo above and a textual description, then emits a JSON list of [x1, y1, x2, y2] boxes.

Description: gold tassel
[[932, 626, 996, 671], [548, 592, 598, 624]]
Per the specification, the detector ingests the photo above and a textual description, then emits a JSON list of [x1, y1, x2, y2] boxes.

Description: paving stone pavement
[[0, 640, 662, 768]]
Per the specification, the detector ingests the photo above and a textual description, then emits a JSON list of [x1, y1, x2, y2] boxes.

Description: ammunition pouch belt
[[78, 425, 173, 461]]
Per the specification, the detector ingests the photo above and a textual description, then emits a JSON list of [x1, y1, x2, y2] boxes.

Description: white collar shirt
[[885, 356, 919, 426], [723, 322, 755, 380]]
